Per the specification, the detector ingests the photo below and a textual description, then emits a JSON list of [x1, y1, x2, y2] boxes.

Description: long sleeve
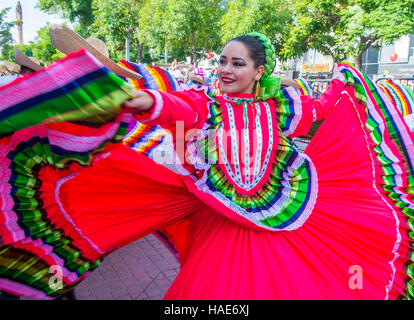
[[276, 78, 345, 138], [134, 88, 210, 130], [312, 78, 346, 121]]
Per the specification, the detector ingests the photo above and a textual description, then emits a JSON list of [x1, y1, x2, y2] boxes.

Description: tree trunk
[[191, 31, 197, 66], [355, 36, 378, 72], [355, 53, 363, 71], [137, 41, 143, 64]]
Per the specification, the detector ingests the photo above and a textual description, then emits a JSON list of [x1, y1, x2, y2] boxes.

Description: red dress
[[0, 50, 413, 299]]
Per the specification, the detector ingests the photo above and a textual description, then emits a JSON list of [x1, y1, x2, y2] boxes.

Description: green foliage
[[138, 0, 188, 63], [167, 0, 224, 64], [37, 0, 94, 36], [281, 0, 414, 68], [1, 23, 64, 65], [220, 0, 293, 55], [90, 0, 144, 62], [138, 0, 169, 46], [1, 44, 15, 62], [30, 24, 64, 64], [1, 44, 33, 63], [0, 7, 15, 49], [138, 0, 224, 64]]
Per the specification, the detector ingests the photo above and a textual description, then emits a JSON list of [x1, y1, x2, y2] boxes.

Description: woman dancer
[[0, 33, 413, 300]]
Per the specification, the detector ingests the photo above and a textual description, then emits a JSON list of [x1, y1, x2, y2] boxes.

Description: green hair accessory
[[245, 32, 280, 101]]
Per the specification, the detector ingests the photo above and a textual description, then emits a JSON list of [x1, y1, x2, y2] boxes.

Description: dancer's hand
[[123, 91, 154, 112]]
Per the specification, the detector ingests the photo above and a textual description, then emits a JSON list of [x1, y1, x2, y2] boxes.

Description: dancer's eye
[[233, 62, 246, 67]]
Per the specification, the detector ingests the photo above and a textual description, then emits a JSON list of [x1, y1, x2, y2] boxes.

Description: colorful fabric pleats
[[295, 77, 312, 96], [0, 50, 132, 135], [378, 79, 414, 117], [117, 60, 179, 93], [0, 50, 413, 300], [0, 49, 134, 298]]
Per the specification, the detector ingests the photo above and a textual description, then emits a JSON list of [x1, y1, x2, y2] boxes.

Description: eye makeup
[[219, 56, 246, 67]]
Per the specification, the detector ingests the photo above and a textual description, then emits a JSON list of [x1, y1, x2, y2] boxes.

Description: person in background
[[312, 83, 321, 98], [170, 58, 178, 71], [408, 80, 414, 93]]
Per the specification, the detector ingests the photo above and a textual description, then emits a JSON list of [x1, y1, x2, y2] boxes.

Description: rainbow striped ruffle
[[336, 63, 414, 299], [378, 79, 414, 117], [0, 50, 132, 135], [117, 60, 179, 93], [295, 78, 312, 96]]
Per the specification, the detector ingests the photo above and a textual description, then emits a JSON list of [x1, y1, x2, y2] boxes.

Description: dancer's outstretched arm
[[278, 74, 346, 138], [123, 88, 210, 130]]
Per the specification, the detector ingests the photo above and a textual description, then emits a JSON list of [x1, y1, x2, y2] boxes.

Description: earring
[[218, 81, 223, 94], [254, 81, 260, 99]]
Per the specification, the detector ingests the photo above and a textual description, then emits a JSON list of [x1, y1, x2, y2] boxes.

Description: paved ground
[[73, 234, 180, 300], [0, 233, 179, 300]]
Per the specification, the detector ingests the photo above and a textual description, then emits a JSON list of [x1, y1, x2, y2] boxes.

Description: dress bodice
[[182, 91, 319, 231], [125, 88, 320, 231], [213, 93, 277, 193]]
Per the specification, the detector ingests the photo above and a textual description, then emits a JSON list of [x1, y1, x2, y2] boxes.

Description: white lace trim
[[144, 90, 163, 122], [194, 151, 318, 231], [281, 86, 303, 137], [342, 89, 401, 300], [222, 93, 255, 103]]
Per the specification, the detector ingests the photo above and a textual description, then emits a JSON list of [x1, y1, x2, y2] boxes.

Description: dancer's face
[[217, 41, 264, 94]]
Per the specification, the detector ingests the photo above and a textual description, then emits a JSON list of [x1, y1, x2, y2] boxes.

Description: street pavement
[[74, 233, 180, 300]]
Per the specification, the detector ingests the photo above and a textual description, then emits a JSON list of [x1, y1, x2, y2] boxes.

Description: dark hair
[[229, 35, 266, 68]]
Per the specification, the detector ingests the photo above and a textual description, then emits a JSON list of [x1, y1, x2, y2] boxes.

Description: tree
[[134, 0, 225, 65], [163, 0, 224, 65], [30, 24, 64, 64], [0, 7, 15, 50], [37, 0, 94, 37], [281, 0, 414, 69], [90, 0, 145, 63], [1, 23, 64, 66], [137, 0, 169, 62], [220, 0, 293, 54], [1, 44, 32, 63]]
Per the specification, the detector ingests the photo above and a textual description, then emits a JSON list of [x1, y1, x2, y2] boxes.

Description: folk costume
[[378, 79, 414, 132], [0, 35, 413, 299]]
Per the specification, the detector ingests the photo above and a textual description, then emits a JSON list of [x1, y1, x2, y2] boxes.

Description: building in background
[[297, 49, 333, 80], [275, 49, 333, 80], [362, 35, 414, 80], [276, 35, 414, 82]]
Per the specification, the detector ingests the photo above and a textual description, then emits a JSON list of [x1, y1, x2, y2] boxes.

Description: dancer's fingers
[[122, 91, 154, 112]]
